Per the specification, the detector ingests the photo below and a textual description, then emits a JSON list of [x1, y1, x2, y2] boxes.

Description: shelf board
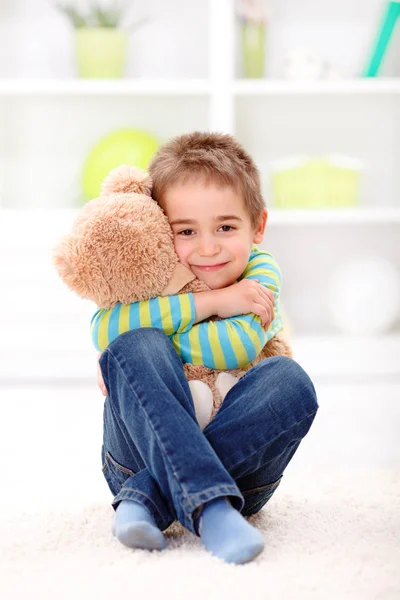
[[234, 78, 400, 95], [267, 207, 400, 225], [1, 78, 399, 97], [0, 78, 212, 96]]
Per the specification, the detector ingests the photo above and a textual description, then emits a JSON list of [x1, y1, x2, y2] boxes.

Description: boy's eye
[[219, 225, 235, 232], [178, 229, 195, 236]]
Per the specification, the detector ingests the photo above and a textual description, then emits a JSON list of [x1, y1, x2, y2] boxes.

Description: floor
[[1, 380, 400, 600], [1, 379, 399, 515]]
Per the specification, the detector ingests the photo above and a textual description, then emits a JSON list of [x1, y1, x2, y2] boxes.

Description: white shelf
[[234, 78, 400, 95], [267, 207, 400, 226], [1, 78, 399, 98], [0, 78, 212, 96]]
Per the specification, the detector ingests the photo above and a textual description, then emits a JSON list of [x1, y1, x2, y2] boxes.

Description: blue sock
[[113, 500, 166, 551], [198, 497, 264, 564]]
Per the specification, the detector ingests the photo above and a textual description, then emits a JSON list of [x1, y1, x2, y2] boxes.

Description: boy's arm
[[91, 294, 196, 352], [92, 247, 282, 361], [170, 247, 285, 370], [94, 278, 273, 395], [90, 282, 269, 352], [240, 246, 282, 319], [91, 277, 271, 352]]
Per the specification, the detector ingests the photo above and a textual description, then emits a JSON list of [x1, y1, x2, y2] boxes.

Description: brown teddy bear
[[53, 165, 292, 430]]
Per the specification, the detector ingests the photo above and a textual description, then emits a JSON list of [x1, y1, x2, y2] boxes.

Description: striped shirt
[[91, 245, 284, 369]]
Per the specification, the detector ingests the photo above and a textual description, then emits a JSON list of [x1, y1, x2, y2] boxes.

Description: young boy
[[96, 132, 319, 565]]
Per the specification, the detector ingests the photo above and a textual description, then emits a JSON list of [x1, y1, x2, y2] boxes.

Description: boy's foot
[[113, 500, 166, 551], [197, 497, 264, 564]]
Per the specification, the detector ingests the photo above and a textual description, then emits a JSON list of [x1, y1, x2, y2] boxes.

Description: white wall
[[0, 0, 399, 383], [0, 0, 209, 79], [1, 0, 398, 79]]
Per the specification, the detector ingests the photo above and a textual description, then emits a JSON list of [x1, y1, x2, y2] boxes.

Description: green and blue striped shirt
[[91, 245, 284, 369]]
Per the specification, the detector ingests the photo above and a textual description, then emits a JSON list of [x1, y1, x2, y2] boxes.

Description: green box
[[270, 156, 363, 209]]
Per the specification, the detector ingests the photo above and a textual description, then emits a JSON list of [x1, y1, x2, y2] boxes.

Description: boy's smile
[[161, 180, 267, 290], [193, 262, 229, 272]]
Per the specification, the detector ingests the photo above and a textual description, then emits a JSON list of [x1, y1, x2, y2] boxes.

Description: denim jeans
[[100, 328, 318, 536]]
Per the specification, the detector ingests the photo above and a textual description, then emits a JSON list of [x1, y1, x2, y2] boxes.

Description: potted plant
[[54, 1, 148, 78]]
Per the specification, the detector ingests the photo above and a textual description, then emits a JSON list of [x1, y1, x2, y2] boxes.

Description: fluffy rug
[[1, 467, 399, 600]]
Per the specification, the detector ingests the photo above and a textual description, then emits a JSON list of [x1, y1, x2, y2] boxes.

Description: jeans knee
[[286, 357, 318, 414], [108, 328, 169, 358], [267, 356, 319, 415], [108, 327, 168, 352]]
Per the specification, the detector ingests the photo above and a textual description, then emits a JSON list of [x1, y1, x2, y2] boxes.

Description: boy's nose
[[198, 238, 220, 257]]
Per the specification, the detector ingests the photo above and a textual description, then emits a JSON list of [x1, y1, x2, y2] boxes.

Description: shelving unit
[[0, 78, 213, 96], [1, 75, 399, 95], [233, 78, 400, 95], [268, 207, 400, 225], [0, 0, 399, 382]]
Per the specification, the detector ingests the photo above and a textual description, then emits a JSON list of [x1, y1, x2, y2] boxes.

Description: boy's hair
[[148, 131, 265, 227]]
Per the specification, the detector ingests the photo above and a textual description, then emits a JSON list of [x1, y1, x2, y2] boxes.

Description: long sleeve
[[170, 246, 284, 369], [91, 293, 195, 352]]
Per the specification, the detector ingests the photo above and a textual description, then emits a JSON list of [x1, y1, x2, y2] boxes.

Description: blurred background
[[0, 0, 399, 512]]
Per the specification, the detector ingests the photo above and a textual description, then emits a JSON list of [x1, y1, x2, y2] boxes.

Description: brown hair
[[148, 131, 265, 227]]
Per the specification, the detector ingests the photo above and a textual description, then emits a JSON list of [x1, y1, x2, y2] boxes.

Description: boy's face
[[162, 180, 267, 290]]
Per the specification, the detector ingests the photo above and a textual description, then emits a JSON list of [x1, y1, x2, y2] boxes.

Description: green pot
[[240, 23, 265, 78], [75, 28, 128, 78]]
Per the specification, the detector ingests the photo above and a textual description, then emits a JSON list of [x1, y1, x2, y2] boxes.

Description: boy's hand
[[97, 352, 108, 396], [216, 280, 275, 328]]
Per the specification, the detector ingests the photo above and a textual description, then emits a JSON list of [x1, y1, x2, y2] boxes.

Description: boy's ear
[[253, 209, 268, 244]]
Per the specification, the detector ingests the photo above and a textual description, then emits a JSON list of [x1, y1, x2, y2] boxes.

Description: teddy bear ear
[[52, 235, 108, 303], [100, 164, 152, 197]]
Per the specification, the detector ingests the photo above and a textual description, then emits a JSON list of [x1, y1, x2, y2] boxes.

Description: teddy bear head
[[53, 165, 197, 308]]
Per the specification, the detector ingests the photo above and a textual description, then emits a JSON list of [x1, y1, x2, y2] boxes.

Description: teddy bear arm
[[179, 279, 211, 294], [261, 332, 293, 359]]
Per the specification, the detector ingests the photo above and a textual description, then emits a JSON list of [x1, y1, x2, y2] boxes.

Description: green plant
[[53, 0, 149, 30], [237, 0, 267, 25]]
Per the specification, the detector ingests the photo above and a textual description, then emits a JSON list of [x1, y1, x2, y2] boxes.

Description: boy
[[96, 132, 318, 565]]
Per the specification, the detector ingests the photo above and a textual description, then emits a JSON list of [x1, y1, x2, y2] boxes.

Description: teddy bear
[[53, 165, 292, 430]]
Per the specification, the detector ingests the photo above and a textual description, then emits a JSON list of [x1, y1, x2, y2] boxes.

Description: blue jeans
[[100, 328, 318, 536]]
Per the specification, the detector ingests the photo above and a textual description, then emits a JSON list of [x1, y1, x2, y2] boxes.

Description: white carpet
[[2, 467, 399, 600], [1, 382, 400, 599]]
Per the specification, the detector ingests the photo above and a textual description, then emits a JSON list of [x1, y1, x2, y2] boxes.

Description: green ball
[[82, 128, 160, 200]]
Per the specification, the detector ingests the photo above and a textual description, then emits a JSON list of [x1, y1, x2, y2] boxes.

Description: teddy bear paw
[[188, 380, 213, 431], [215, 372, 239, 401]]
